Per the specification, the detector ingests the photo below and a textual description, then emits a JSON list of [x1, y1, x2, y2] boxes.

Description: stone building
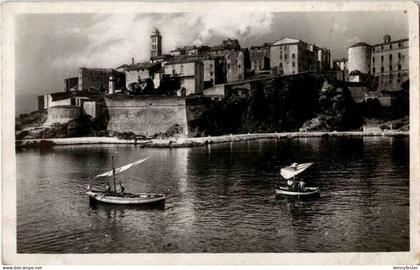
[[38, 91, 104, 125], [64, 77, 79, 92], [347, 35, 409, 91], [38, 91, 99, 110], [208, 39, 241, 57], [203, 57, 225, 87], [166, 39, 248, 84], [347, 42, 372, 82], [270, 37, 331, 75], [370, 35, 409, 91], [150, 28, 162, 59], [333, 58, 349, 81], [169, 47, 186, 56], [333, 58, 348, 71], [317, 47, 331, 71], [209, 39, 248, 82], [163, 59, 204, 96], [170, 45, 213, 58], [225, 50, 246, 82], [78, 68, 125, 92], [119, 62, 161, 90], [249, 43, 271, 74]]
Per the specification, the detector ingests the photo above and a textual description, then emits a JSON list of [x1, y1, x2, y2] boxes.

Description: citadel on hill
[[21, 28, 409, 140]]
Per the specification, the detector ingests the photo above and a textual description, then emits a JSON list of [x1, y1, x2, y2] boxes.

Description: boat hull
[[87, 190, 165, 205], [275, 187, 320, 196]]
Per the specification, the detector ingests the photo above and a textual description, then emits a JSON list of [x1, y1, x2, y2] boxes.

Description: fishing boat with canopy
[[86, 156, 165, 205], [275, 162, 320, 196]]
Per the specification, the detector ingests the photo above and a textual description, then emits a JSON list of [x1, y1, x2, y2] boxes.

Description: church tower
[[151, 28, 162, 59]]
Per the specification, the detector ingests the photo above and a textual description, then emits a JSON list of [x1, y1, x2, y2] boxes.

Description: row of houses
[[56, 29, 332, 103], [331, 35, 409, 108], [37, 31, 332, 127], [332, 35, 409, 92]]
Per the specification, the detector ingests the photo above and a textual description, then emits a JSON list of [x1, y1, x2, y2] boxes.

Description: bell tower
[[151, 28, 162, 59]]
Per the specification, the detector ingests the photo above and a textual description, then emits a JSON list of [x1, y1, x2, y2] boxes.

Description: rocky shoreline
[[15, 131, 409, 149]]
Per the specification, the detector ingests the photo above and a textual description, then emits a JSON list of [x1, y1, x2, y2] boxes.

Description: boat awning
[[280, 162, 313, 180]]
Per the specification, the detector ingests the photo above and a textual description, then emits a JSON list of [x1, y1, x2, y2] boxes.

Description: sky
[[15, 11, 408, 114]]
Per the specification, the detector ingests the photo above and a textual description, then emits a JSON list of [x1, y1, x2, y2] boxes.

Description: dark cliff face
[[241, 74, 323, 132], [192, 74, 327, 136], [192, 74, 369, 136], [314, 80, 363, 131]]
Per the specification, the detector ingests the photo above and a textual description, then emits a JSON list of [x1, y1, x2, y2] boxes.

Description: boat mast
[[112, 156, 116, 193]]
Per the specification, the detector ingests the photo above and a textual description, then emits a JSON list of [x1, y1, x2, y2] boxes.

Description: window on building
[[398, 53, 401, 59], [397, 79, 401, 83], [292, 62, 295, 67], [381, 45, 384, 50], [280, 55, 282, 60], [284, 54, 288, 59], [399, 42, 402, 48], [210, 72, 213, 76], [373, 57, 375, 63], [292, 53, 296, 59], [381, 55, 384, 62], [381, 67, 384, 72], [389, 54, 392, 60], [398, 73, 401, 77], [373, 47, 375, 52], [390, 44, 392, 49], [280, 63, 283, 68], [398, 64, 401, 70], [228, 64, 230, 69], [238, 64, 241, 68], [372, 67, 375, 73]]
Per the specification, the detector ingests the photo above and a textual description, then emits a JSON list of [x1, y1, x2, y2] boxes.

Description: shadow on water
[[88, 200, 166, 212], [274, 194, 321, 219]]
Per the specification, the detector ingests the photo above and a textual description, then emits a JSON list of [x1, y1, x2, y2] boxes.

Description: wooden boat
[[87, 156, 166, 205], [276, 162, 320, 197], [275, 186, 320, 196], [87, 189, 165, 205]]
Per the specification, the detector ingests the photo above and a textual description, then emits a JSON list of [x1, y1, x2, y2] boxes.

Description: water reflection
[[89, 200, 166, 213], [17, 137, 409, 253]]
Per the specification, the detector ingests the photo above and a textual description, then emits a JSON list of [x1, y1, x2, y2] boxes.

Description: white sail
[[95, 157, 150, 178], [280, 162, 313, 180]]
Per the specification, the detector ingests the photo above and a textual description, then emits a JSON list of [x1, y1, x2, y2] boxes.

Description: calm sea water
[[16, 136, 409, 253]]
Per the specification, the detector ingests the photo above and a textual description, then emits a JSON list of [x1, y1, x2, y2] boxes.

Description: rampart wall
[[105, 96, 207, 138], [45, 105, 82, 125]]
